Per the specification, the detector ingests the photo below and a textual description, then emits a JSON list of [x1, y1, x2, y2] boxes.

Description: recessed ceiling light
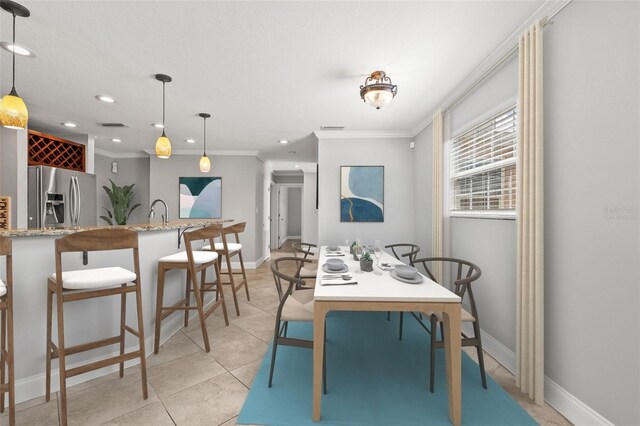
[[61, 122, 77, 128], [185, 139, 196, 144], [152, 123, 165, 129], [96, 95, 116, 103], [111, 138, 121, 143], [278, 140, 289, 144], [294, 164, 300, 168], [0, 42, 35, 57]]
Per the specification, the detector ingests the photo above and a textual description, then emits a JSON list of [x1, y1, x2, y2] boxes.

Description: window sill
[[449, 211, 516, 221]]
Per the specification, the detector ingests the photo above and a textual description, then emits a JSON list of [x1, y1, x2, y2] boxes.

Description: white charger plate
[[390, 270, 424, 284]]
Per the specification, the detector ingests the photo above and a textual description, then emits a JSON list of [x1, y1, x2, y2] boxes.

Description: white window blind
[[450, 106, 517, 214]]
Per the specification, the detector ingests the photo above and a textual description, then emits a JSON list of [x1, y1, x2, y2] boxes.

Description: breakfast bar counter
[[0, 219, 231, 404]]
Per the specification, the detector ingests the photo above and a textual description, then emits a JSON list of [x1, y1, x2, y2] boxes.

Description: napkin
[[320, 279, 358, 286], [325, 253, 345, 257]]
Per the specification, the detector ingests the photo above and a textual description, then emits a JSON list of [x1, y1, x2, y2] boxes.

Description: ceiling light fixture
[[278, 140, 289, 144], [198, 113, 211, 173], [62, 122, 77, 128], [96, 95, 115, 103], [111, 138, 121, 143], [294, 165, 300, 168], [289, 151, 296, 155], [360, 70, 397, 110], [152, 123, 164, 128], [154, 74, 172, 159], [0, 0, 30, 129], [185, 139, 195, 144], [0, 41, 34, 57]]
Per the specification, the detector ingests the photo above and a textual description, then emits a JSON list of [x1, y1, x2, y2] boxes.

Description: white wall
[[302, 171, 318, 244], [317, 137, 414, 246], [94, 155, 150, 226], [543, 2, 639, 424], [148, 154, 261, 263], [413, 124, 433, 256], [0, 127, 28, 229]]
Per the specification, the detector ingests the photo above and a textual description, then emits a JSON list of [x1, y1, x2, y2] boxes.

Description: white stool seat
[[159, 251, 218, 264], [51, 267, 137, 290], [203, 243, 242, 253], [0, 279, 6, 297]]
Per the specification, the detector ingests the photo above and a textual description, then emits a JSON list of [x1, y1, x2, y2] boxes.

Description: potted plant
[[100, 179, 141, 225], [360, 251, 374, 272]]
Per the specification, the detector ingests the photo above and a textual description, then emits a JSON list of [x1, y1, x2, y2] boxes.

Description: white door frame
[[274, 183, 304, 249]]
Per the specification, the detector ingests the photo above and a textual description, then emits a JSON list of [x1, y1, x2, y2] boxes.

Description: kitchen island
[[0, 219, 231, 404]]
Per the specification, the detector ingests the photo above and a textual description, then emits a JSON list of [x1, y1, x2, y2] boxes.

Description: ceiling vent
[[320, 126, 345, 131], [101, 123, 129, 128]]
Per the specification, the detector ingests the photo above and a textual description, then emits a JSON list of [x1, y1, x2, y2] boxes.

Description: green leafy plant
[[361, 251, 372, 262], [100, 179, 141, 225]]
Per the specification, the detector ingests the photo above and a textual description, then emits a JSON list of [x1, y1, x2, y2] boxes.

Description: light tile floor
[[2, 243, 571, 425]]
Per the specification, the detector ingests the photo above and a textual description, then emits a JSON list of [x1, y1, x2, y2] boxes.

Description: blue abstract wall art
[[179, 177, 222, 219], [340, 166, 384, 222]]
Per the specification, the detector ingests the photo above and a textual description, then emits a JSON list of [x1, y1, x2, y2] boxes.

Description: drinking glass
[[354, 245, 364, 274], [373, 240, 383, 275]]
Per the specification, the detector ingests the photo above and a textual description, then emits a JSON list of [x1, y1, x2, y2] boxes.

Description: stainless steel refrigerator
[[28, 166, 97, 228]]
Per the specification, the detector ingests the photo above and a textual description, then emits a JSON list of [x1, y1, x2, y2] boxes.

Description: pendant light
[[0, 0, 30, 129], [198, 113, 211, 173], [154, 74, 172, 158], [359, 70, 397, 110]]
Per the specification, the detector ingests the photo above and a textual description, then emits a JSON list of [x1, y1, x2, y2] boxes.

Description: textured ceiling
[[0, 1, 542, 163]]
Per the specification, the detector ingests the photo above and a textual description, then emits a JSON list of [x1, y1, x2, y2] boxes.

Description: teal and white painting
[[179, 177, 222, 219], [340, 166, 384, 222]]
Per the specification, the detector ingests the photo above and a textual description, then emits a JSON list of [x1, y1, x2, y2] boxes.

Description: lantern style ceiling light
[[359, 70, 397, 110], [0, 0, 30, 129], [198, 113, 211, 173], [154, 74, 172, 159]]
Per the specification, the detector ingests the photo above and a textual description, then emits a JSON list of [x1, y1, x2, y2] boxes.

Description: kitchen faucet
[[148, 199, 169, 225]]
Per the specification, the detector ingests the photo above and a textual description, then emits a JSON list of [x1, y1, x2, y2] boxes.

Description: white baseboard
[[467, 325, 613, 426]]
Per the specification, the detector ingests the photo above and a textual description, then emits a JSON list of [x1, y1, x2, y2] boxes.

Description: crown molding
[[94, 148, 148, 159], [141, 149, 260, 156], [410, 0, 573, 137], [313, 130, 413, 140]]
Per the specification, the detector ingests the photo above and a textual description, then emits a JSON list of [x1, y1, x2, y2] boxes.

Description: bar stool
[[0, 237, 14, 425], [203, 222, 249, 316], [154, 224, 228, 354], [45, 229, 148, 426]]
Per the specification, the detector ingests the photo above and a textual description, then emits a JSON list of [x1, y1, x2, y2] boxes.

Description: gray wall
[[94, 155, 150, 226], [0, 128, 28, 229], [148, 155, 261, 263], [544, 2, 639, 424], [287, 187, 302, 236], [413, 124, 433, 257], [317, 137, 415, 247], [273, 174, 304, 184], [302, 171, 318, 244]]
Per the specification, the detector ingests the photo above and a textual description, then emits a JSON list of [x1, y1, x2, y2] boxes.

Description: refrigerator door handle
[[75, 176, 81, 226], [68, 178, 75, 225]]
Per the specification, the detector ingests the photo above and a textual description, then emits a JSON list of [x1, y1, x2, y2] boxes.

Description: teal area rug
[[238, 311, 536, 426]]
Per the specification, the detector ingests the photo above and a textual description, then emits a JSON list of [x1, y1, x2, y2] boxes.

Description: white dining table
[[312, 246, 463, 425]]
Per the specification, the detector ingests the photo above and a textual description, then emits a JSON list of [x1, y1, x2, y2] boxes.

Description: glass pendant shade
[[155, 134, 171, 159], [363, 89, 394, 110], [0, 89, 27, 129], [199, 155, 211, 173]]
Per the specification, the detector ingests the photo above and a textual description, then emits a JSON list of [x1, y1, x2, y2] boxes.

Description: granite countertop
[[0, 219, 233, 237]]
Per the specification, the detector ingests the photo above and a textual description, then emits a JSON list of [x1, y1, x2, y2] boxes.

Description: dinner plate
[[322, 263, 349, 273], [390, 270, 424, 284]]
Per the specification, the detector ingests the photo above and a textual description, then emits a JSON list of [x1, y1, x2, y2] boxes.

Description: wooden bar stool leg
[[184, 269, 191, 327], [119, 283, 127, 378], [45, 288, 53, 402], [1, 307, 6, 414], [134, 279, 149, 400], [7, 293, 14, 426], [226, 253, 240, 316], [200, 269, 206, 306], [55, 290, 69, 426], [154, 265, 166, 354], [215, 262, 229, 326], [191, 271, 210, 352], [238, 250, 250, 301]]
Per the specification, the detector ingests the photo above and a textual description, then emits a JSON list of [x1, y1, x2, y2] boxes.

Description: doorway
[[271, 184, 303, 249]]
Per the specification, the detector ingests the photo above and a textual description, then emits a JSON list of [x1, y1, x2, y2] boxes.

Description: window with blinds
[[449, 106, 517, 215]]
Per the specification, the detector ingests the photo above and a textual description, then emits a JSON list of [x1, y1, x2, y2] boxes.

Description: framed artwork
[[340, 166, 384, 222], [179, 177, 222, 219]]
